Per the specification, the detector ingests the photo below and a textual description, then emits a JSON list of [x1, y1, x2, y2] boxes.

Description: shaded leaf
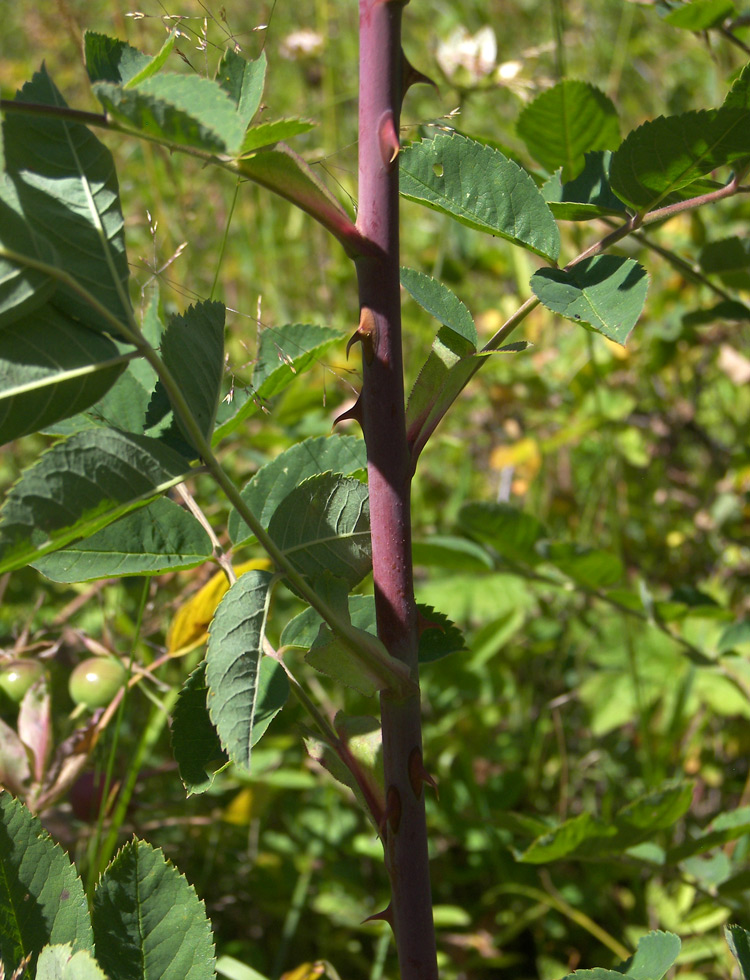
[[171, 662, 227, 795], [400, 133, 560, 262], [206, 570, 288, 771], [726, 924, 750, 980], [282, 595, 464, 666], [94, 74, 245, 155], [0, 715, 31, 796], [540, 541, 624, 589], [0, 309, 130, 445], [229, 434, 367, 545], [32, 497, 212, 583], [669, 805, 750, 862], [459, 501, 547, 566], [718, 620, 750, 654], [84, 31, 152, 85], [412, 535, 494, 573], [124, 31, 178, 88], [517, 81, 620, 180], [150, 300, 225, 451], [724, 62, 750, 110], [699, 236, 750, 289], [268, 473, 371, 589], [400, 267, 476, 347], [240, 119, 315, 154], [0, 187, 58, 326], [216, 49, 266, 129], [4, 67, 132, 337], [664, 0, 735, 30], [530, 256, 649, 345], [36, 943, 108, 980], [0, 792, 93, 975], [543, 150, 628, 220], [0, 428, 193, 574], [610, 107, 750, 212], [93, 838, 215, 980]]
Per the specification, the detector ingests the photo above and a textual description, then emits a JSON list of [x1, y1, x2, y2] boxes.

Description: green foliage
[[2, 3, 750, 978], [400, 132, 561, 261], [517, 80, 620, 180]]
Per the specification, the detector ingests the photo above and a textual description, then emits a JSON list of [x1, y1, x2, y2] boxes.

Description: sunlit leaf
[[93, 839, 215, 980], [31, 497, 212, 582], [206, 570, 289, 770], [400, 267, 477, 347], [664, 0, 735, 31], [0, 792, 93, 975], [531, 256, 649, 345], [217, 48, 266, 129], [517, 81, 620, 180], [400, 133, 560, 261]]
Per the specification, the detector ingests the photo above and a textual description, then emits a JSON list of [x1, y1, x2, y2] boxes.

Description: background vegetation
[[2, 1, 750, 978]]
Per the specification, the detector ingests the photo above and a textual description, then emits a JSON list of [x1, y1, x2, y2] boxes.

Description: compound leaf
[[216, 48, 266, 128], [400, 267, 476, 347]]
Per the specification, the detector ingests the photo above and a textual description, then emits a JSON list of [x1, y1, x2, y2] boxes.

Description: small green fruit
[[0, 660, 45, 703], [69, 657, 128, 709]]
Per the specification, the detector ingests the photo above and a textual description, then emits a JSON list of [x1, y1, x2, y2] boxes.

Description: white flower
[[436, 25, 497, 85], [279, 29, 325, 60]]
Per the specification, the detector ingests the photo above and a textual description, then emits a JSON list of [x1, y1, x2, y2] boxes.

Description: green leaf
[[0, 792, 93, 975], [213, 325, 341, 443], [517, 81, 620, 180], [726, 924, 750, 980], [530, 256, 649, 345], [400, 267, 476, 347], [400, 133, 560, 262], [540, 541, 624, 589], [237, 145, 372, 257], [0, 428, 193, 574], [84, 31, 152, 85], [229, 434, 367, 544], [94, 74, 245, 155], [4, 67, 132, 337], [610, 107, 750, 212], [668, 805, 750, 862], [520, 784, 694, 863], [216, 49, 266, 129], [93, 838, 215, 980], [205, 570, 289, 771], [682, 299, 750, 327], [253, 323, 339, 398], [124, 31, 178, 88], [0, 309, 130, 445], [282, 595, 464, 665], [240, 119, 315, 155], [664, 0, 735, 31], [543, 150, 628, 220], [0, 186, 58, 326], [152, 300, 225, 449], [36, 944, 108, 980], [171, 662, 227, 795], [31, 497, 212, 582], [459, 501, 547, 566], [267, 473, 371, 589], [724, 63, 750, 109], [699, 236, 750, 288], [617, 931, 682, 980], [718, 620, 750, 654], [412, 535, 494, 572]]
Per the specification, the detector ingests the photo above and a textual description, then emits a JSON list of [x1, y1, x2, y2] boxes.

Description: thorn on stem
[[383, 785, 402, 834], [333, 395, 364, 428], [401, 49, 439, 103], [362, 902, 394, 927], [378, 110, 401, 166], [409, 746, 439, 800], [346, 307, 379, 364]]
